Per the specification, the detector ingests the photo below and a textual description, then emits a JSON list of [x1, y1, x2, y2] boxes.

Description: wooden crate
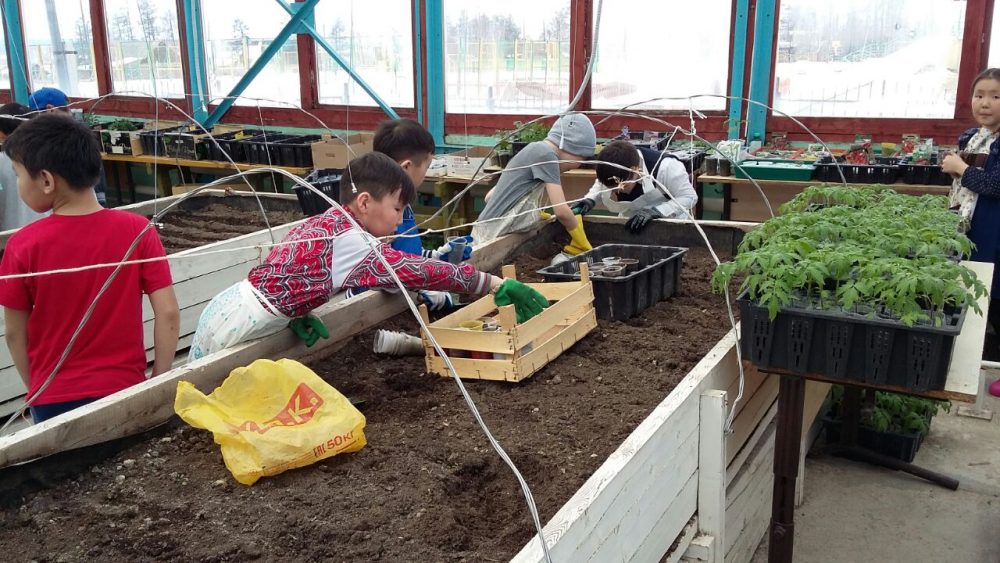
[[420, 264, 597, 382]]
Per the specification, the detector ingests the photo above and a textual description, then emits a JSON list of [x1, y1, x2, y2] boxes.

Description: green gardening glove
[[493, 279, 550, 323], [289, 314, 330, 347]]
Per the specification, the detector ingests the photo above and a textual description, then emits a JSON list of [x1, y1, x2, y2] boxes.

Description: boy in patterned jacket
[[189, 152, 548, 360]]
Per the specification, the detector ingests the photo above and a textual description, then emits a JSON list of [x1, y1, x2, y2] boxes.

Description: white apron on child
[[470, 190, 545, 246], [188, 280, 290, 361], [950, 127, 997, 221]]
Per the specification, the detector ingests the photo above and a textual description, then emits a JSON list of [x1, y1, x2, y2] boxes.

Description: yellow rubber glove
[[539, 210, 554, 221], [563, 218, 593, 256]]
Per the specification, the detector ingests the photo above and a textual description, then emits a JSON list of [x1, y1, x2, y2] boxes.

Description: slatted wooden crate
[[419, 264, 597, 382]]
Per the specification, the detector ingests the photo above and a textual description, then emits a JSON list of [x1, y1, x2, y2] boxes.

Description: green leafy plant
[[831, 386, 949, 435], [512, 120, 550, 143], [105, 118, 141, 132], [494, 129, 513, 152], [711, 186, 987, 326]]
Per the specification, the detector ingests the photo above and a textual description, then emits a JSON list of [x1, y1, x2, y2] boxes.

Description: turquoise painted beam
[[728, 0, 751, 140], [414, 1, 424, 125], [182, 0, 209, 123], [746, 0, 776, 142], [274, 0, 399, 120], [424, 0, 445, 144], [2, 0, 30, 103], [204, 0, 321, 127]]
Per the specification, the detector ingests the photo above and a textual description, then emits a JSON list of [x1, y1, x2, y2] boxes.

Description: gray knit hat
[[546, 113, 596, 158]]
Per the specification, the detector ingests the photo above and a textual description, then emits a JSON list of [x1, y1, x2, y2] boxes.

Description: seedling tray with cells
[[537, 243, 688, 321]]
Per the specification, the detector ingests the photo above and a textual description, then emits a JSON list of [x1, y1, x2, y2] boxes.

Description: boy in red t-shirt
[[0, 113, 180, 423]]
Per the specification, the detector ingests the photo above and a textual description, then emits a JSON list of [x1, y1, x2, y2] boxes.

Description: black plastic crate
[[294, 168, 343, 216], [813, 163, 898, 184], [537, 244, 688, 321], [240, 133, 301, 165], [274, 134, 320, 167], [822, 415, 926, 463], [899, 162, 952, 186], [738, 294, 965, 391], [207, 129, 265, 162], [161, 128, 212, 160], [138, 125, 186, 155]]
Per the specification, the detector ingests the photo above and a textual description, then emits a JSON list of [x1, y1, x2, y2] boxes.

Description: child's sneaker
[[989, 378, 1000, 398]]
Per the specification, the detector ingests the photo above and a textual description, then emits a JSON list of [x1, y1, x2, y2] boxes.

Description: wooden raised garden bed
[[0, 217, 800, 563]]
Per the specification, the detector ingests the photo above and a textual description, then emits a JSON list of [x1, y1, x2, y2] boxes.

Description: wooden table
[[696, 175, 952, 222], [102, 153, 311, 205], [764, 261, 992, 563]]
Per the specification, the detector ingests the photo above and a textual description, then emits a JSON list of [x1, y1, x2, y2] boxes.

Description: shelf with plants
[[712, 185, 987, 390], [823, 385, 950, 462]]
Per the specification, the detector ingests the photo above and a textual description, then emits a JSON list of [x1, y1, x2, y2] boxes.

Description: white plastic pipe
[[982, 360, 1000, 369]]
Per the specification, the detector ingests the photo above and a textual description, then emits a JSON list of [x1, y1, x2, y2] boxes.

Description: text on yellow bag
[[174, 358, 366, 485]]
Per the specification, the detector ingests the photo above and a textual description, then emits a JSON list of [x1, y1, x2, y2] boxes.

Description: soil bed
[[0, 247, 734, 562], [143, 201, 304, 255]]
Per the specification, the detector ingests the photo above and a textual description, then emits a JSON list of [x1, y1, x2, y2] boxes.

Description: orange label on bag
[[230, 383, 324, 434]]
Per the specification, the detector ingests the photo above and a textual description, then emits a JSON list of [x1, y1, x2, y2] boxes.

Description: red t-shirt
[[0, 210, 173, 405]]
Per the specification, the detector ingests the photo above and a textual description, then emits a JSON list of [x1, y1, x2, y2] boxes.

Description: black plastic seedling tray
[[739, 293, 965, 392], [294, 168, 343, 216], [537, 244, 688, 321]]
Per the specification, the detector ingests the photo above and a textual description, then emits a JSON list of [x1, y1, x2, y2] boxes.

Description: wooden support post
[[698, 390, 727, 563], [769, 375, 806, 563]]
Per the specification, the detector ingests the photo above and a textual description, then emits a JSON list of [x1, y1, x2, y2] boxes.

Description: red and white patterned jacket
[[248, 207, 491, 318]]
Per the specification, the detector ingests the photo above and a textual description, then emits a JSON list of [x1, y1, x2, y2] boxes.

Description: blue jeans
[[30, 397, 98, 423]]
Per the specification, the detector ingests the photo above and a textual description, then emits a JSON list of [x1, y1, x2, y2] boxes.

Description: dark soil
[[0, 248, 735, 562], [151, 203, 304, 254]]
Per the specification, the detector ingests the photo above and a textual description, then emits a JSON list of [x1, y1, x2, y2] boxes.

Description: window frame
[[766, 0, 996, 142]]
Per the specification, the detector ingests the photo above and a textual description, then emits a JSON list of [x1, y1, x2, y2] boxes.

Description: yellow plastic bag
[[174, 358, 366, 485]]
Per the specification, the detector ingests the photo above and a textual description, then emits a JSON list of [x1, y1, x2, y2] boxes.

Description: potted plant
[[494, 129, 513, 168], [510, 120, 550, 156], [823, 385, 949, 462], [711, 186, 987, 390], [100, 118, 146, 155]]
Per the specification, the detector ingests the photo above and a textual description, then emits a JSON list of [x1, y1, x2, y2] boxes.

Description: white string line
[[0, 165, 560, 560], [0, 165, 629, 281]]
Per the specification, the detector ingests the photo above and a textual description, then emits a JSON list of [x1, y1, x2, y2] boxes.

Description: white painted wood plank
[[512, 329, 745, 563], [656, 516, 699, 563], [724, 421, 776, 558], [947, 261, 993, 400], [726, 399, 778, 485], [724, 431, 775, 563], [549, 400, 699, 562], [683, 535, 715, 562], [698, 390, 727, 563], [725, 375, 779, 465], [580, 428, 698, 562]]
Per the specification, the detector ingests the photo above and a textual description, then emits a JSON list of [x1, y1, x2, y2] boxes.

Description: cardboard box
[[311, 133, 374, 169], [445, 146, 495, 178]]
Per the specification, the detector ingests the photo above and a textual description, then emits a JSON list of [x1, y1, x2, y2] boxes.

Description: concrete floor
[[751, 368, 1000, 563]]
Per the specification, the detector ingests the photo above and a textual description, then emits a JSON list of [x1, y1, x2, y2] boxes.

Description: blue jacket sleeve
[[960, 166, 1000, 198]]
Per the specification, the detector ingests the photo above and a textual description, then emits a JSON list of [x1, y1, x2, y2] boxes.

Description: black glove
[[570, 198, 596, 216], [625, 208, 662, 234]]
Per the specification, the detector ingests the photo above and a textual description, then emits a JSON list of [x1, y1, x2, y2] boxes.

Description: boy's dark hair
[[373, 118, 435, 164], [972, 68, 1000, 92], [596, 140, 641, 187], [0, 103, 30, 136], [341, 151, 416, 205], [3, 112, 103, 190]]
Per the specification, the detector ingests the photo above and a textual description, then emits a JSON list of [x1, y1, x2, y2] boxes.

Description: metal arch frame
[[199, 0, 400, 128]]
